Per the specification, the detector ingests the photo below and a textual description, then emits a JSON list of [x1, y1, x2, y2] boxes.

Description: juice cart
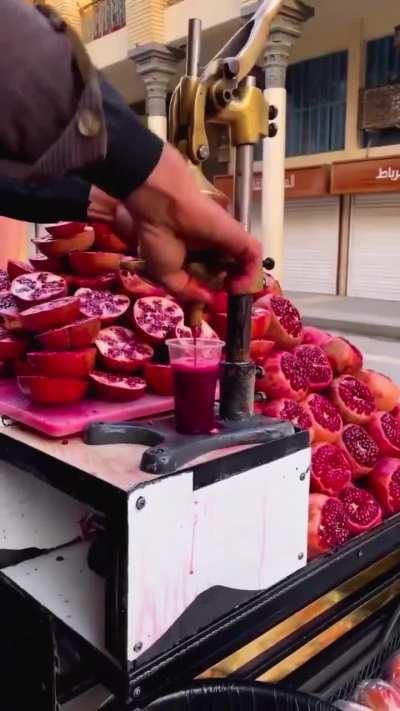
[[0, 1, 399, 709]]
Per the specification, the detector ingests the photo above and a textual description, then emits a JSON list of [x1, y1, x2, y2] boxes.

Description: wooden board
[[0, 378, 173, 437]]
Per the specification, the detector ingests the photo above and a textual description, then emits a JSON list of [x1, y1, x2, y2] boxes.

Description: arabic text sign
[[331, 157, 400, 194], [214, 166, 329, 202]]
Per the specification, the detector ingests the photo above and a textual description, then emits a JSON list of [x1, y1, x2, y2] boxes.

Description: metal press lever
[[85, 417, 293, 476]]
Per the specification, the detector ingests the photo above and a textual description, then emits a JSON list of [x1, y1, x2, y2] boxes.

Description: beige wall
[[86, 26, 129, 68]]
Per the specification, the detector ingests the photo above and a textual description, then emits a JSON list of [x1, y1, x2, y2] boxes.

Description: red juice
[[173, 359, 219, 434]]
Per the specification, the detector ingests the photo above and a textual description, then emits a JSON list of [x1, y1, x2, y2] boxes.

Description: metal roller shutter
[[283, 197, 340, 293], [348, 194, 400, 300]]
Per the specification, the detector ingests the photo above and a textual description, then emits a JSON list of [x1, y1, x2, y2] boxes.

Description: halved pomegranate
[[339, 486, 382, 535], [69, 251, 122, 275], [0, 269, 11, 295], [92, 223, 128, 253], [46, 222, 87, 239], [254, 271, 283, 299], [367, 411, 400, 456], [70, 273, 116, 291], [323, 336, 363, 375], [211, 308, 270, 341], [90, 371, 146, 402], [29, 255, 66, 273], [339, 424, 380, 477], [0, 294, 22, 331], [301, 326, 332, 347], [0, 327, 28, 360], [358, 369, 400, 412], [95, 326, 153, 373], [330, 375, 375, 425], [308, 493, 350, 560], [132, 297, 184, 344], [293, 344, 333, 392], [250, 339, 275, 364], [19, 297, 80, 333], [17, 375, 88, 405], [256, 350, 308, 402], [303, 393, 343, 444], [253, 294, 303, 348], [7, 260, 34, 280], [36, 317, 100, 351], [262, 398, 311, 430], [354, 680, 400, 710], [13, 359, 35, 376], [310, 443, 352, 496], [368, 458, 400, 517], [118, 271, 165, 299], [11, 272, 67, 308], [27, 348, 96, 378], [144, 361, 174, 396], [33, 229, 95, 257], [76, 288, 130, 324]]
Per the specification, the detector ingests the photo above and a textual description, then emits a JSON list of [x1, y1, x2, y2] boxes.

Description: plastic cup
[[166, 338, 224, 435]]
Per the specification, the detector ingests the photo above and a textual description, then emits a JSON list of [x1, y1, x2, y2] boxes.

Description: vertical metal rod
[[220, 76, 257, 420], [187, 19, 202, 77]]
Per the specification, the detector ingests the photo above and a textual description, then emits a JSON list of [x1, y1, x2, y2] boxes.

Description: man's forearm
[[0, 176, 90, 224]]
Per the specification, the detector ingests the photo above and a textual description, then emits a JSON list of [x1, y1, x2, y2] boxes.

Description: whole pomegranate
[[303, 393, 343, 444], [310, 443, 352, 496], [250, 339, 275, 364], [253, 294, 303, 348], [367, 412, 400, 457], [358, 370, 400, 412], [368, 458, 400, 517], [330, 375, 376, 425], [301, 326, 331, 347], [293, 344, 333, 392], [256, 350, 308, 402], [262, 398, 312, 431], [95, 326, 153, 373], [339, 486, 382, 535], [323, 337, 363, 375], [339, 424, 380, 478], [308, 493, 350, 560]]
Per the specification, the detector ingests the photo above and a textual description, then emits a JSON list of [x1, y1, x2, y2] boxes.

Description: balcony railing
[[81, 0, 126, 42]]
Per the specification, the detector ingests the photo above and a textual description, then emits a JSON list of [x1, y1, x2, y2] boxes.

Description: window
[[286, 51, 348, 156], [364, 35, 400, 147], [366, 35, 400, 88]]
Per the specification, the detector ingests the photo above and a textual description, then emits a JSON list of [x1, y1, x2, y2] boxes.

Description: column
[[261, 1, 313, 280], [130, 43, 183, 140]]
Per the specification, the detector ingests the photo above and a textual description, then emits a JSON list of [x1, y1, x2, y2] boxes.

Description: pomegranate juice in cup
[[166, 338, 224, 435]]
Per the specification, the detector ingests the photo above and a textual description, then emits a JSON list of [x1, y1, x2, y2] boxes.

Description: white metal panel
[[283, 197, 340, 294], [127, 448, 310, 661], [3, 541, 106, 654], [251, 198, 340, 294], [348, 193, 400, 301]]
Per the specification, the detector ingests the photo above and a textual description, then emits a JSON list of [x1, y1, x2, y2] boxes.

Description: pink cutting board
[[0, 378, 174, 437]]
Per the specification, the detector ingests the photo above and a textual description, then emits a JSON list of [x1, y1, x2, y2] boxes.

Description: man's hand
[[124, 144, 262, 302]]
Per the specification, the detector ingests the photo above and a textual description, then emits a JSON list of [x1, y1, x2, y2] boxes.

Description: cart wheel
[[146, 681, 336, 710]]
